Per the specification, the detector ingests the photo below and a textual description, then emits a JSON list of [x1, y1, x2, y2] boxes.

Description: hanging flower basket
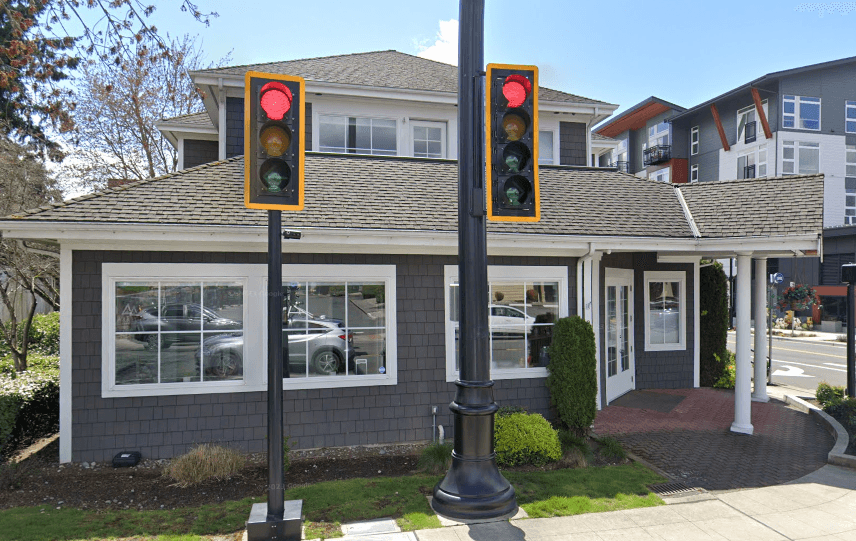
[[778, 284, 820, 311]]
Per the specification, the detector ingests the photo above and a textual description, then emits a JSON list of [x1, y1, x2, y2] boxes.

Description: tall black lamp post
[[843, 264, 856, 398]]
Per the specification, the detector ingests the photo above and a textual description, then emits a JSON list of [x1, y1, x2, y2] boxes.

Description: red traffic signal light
[[244, 72, 305, 211], [486, 64, 539, 222]]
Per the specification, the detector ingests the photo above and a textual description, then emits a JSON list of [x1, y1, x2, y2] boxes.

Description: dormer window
[[318, 115, 397, 156]]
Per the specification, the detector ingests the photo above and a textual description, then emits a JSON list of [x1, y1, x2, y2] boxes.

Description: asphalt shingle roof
[[157, 112, 213, 129], [194, 50, 613, 106], [9, 154, 693, 238], [677, 175, 824, 238]]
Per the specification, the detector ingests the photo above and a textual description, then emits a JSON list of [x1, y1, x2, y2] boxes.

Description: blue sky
[[126, 1, 856, 116]]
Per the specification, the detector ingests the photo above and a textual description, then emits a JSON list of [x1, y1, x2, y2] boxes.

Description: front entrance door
[[605, 269, 635, 403]]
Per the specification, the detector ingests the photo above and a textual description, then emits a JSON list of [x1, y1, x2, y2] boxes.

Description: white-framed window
[[690, 164, 699, 182], [648, 121, 670, 147], [846, 145, 856, 224], [649, 168, 670, 183], [691, 126, 699, 155], [102, 264, 397, 397], [412, 121, 446, 159], [846, 101, 856, 133], [444, 265, 569, 382], [539, 130, 555, 165], [738, 144, 767, 179], [736, 100, 767, 144], [782, 140, 820, 175], [783, 95, 821, 131], [643, 271, 686, 352], [318, 115, 397, 156]]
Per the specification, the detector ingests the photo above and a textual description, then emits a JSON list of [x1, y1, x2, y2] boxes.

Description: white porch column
[[732, 253, 754, 435], [752, 257, 769, 402]]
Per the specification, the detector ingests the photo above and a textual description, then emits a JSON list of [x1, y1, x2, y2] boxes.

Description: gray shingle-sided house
[[0, 51, 825, 463]]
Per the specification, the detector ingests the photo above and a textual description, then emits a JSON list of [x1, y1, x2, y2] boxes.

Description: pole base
[[730, 422, 754, 435], [432, 453, 517, 520], [247, 501, 303, 541]]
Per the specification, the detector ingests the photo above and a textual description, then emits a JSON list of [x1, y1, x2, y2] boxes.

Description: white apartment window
[[691, 126, 699, 155], [782, 140, 820, 175], [738, 144, 767, 179], [539, 130, 554, 164], [412, 121, 446, 159], [103, 264, 397, 397], [846, 101, 856, 133], [318, 115, 397, 156], [444, 265, 568, 381], [783, 95, 821, 131], [649, 168, 670, 183], [690, 164, 699, 182], [737, 100, 766, 143], [644, 271, 686, 351], [648, 121, 670, 147], [847, 145, 856, 224]]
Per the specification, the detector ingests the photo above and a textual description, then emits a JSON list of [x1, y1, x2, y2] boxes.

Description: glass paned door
[[606, 270, 634, 403]]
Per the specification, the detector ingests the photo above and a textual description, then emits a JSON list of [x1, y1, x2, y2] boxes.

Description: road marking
[[727, 339, 846, 359], [770, 359, 847, 373], [823, 362, 847, 368], [771, 365, 813, 378]]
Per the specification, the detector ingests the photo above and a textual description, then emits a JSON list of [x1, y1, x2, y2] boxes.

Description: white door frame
[[605, 268, 635, 403]]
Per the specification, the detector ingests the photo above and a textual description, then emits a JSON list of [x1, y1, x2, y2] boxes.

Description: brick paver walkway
[[593, 388, 834, 490]]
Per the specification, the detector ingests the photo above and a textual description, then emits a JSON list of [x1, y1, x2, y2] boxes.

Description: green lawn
[[0, 464, 665, 541]]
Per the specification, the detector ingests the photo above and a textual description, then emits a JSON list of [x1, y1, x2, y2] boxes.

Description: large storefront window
[[444, 265, 568, 381], [103, 264, 397, 397]]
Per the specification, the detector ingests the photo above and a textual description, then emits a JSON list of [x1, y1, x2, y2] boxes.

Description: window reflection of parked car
[[490, 305, 535, 335], [131, 303, 242, 351], [194, 318, 355, 378], [649, 296, 680, 343]]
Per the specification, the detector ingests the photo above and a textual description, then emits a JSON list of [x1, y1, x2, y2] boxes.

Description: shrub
[[817, 382, 845, 408], [713, 352, 736, 389], [546, 316, 597, 435], [557, 429, 593, 466], [417, 441, 452, 474], [596, 436, 627, 460], [699, 261, 729, 386], [164, 443, 246, 487], [496, 404, 527, 417], [28, 312, 59, 356], [0, 366, 59, 455], [494, 412, 561, 467]]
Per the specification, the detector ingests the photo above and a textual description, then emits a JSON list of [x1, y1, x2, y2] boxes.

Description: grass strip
[[0, 464, 664, 540]]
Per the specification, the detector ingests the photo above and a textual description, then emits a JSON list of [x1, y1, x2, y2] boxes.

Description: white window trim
[[643, 271, 687, 352], [443, 265, 569, 382], [539, 128, 557, 165], [736, 100, 768, 142], [102, 263, 397, 398], [648, 121, 670, 148], [690, 164, 699, 182], [691, 126, 699, 155], [783, 95, 821, 131], [846, 101, 856, 134], [317, 113, 399, 156], [782, 140, 820, 175], [411, 120, 447, 159]]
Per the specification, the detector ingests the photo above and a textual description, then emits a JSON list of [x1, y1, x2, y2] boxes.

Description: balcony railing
[[642, 145, 671, 166], [744, 121, 757, 144], [743, 164, 756, 179], [613, 161, 629, 173]]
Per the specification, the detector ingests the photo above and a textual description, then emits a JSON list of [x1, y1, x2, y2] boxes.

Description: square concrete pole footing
[[246, 500, 303, 541]]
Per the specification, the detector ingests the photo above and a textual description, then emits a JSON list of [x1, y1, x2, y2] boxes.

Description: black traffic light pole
[[431, 0, 517, 520], [843, 264, 856, 398], [267, 210, 284, 520]]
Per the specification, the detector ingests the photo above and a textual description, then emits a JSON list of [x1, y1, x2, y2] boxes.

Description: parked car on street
[[195, 318, 355, 378], [131, 303, 242, 350]]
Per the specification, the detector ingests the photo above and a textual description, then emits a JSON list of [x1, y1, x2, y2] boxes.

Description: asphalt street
[[727, 333, 851, 393]]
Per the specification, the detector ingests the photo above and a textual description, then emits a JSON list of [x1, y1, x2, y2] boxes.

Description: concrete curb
[[785, 394, 856, 469]]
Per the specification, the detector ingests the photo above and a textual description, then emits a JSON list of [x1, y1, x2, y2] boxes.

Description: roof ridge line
[[674, 185, 701, 238]]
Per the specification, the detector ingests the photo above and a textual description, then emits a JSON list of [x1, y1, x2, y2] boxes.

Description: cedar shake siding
[[183, 140, 219, 169]]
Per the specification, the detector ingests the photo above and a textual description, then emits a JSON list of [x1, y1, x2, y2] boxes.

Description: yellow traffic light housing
[[486, 64, 539, 222], [244, 72, 305, 211]]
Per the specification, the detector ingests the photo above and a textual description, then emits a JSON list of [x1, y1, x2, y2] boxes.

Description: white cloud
[[417, 19, 458, 66]]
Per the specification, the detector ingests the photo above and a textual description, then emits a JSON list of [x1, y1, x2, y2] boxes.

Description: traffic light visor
[[503, 142, 531, 172], [260, 124, 292, 157], [502, 74, 532, 107], [260, 159, 291, 192], [260, 81, 293, 120], [503, 176, 531, 207]]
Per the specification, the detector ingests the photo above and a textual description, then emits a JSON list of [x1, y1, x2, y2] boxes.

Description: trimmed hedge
[[546, 316, 597, 434], [700, 261, 729, 387], [494, 412, 561, 467], [0, 362, 59, 456]]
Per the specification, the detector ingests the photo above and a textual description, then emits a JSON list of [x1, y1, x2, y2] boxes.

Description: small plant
[[817, 382, 845, 408], [712, 351, 736, 389], [417, 441, 453, 474], [596, 436, 626, 460], [283, 435, 294, 473], [494, 412, 561, 467], [557, 429, 593, 467], [164, 443, 246, 487], [496, 404, 527, 417]]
